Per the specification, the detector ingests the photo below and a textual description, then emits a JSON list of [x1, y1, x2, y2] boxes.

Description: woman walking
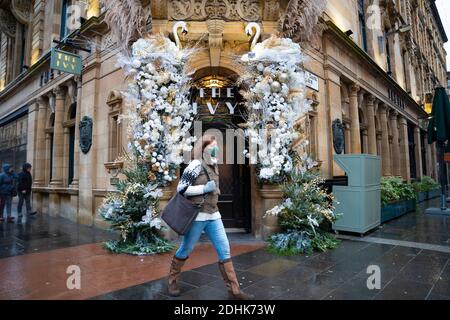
[[167, 135, 253, 300]]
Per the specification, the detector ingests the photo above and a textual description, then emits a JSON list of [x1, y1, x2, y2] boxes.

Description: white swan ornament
[[242, 22, 261, 61], [245, 22, 261, 51], [173, 21, 188, 49]]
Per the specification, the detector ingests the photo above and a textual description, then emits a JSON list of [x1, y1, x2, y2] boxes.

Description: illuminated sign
[[50, 48, 82, 75]]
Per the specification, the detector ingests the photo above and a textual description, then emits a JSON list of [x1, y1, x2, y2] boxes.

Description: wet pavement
[[92, 197, 450, 300], [0, 211, 115, 259], [0, 197, 449, 300], [368, 199, 450, 247]]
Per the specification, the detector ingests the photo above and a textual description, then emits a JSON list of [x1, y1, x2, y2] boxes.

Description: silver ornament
[[257, 63, 265, 72], [271, 81, 281, 93], [263, 67, 272, 76], [279, 73, 289, 83]]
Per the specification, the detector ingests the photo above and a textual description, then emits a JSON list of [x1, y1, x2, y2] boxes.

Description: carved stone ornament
[[0, 9, 17, 37], [100, 32, 118, 51], [79, 116, 93, 154], [11, 0, 32, 24], [168, 0, 262, 21], [332, 119, 345, 155]]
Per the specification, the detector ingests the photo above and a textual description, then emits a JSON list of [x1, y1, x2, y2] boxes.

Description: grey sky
[[436, 0, 450, 70]]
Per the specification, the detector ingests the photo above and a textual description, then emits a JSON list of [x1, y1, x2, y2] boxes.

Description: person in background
[[17, 163, 37, 218], [0, 164, 16, 223]]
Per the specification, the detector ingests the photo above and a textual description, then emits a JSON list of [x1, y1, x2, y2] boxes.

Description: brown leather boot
[[218, 259, 254, 300], [167, 256, 187, 297]]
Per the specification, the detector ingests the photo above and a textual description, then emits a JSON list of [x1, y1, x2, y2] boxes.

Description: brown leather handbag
[[161, 165, 211, 235]]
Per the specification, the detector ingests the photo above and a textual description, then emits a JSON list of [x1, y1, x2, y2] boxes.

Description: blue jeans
[[175, 219, 231, 262]]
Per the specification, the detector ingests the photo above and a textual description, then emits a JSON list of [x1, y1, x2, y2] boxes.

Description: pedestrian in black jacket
[[17, 163, 36, 218], [0, 163, 16, 222]]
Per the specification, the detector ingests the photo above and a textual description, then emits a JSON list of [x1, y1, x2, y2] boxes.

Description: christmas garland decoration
[[99, 35, 196, 255], [240, 34, 340, 254], [240, 35, 316, 184]]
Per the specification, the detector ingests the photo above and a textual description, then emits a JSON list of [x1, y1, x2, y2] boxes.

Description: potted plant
[[412, 176, 439, 202], [265, 171, 341, 255], [381, 177, 416, 223]]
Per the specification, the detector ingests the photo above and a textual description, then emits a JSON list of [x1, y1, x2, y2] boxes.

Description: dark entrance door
[[187, 77, 251, 230], [200, 124, 251, 230]]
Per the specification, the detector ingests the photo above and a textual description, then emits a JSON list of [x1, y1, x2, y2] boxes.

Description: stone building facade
[[0, 0, 447, 236]]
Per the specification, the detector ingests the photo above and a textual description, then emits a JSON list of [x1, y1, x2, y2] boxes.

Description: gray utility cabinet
[[332, 154, 381, 235]]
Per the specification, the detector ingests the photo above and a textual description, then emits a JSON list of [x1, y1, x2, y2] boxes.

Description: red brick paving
[[0, 242, 264, 300]]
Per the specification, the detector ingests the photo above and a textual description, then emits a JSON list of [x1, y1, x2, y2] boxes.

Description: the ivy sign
[[50, 48, 82, 75]]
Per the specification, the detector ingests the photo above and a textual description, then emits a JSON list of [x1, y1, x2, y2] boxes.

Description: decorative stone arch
[[47, 112, 55, 129], [187, 53, 244, 80], [10, 0, 33, 24], [66, 102, 77, 121], [358, 107, 367, 127], [191, 65, 240, 82], [359, 108, 368, 153]]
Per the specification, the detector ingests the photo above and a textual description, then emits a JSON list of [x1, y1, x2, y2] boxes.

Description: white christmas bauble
[[271, 81, 281, 93], [257, 63, 265, 72], [131, 59, 141, 68], [279, 73, 289, 83], [263, 67, 272, 77]]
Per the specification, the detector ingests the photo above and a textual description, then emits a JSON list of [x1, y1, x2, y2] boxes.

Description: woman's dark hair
[[192, 135, 216, 160]]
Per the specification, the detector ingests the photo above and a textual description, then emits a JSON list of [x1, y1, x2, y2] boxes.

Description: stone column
[[398, 116, 411, 183], [390, 111, 401, 176], [34, 97, 47, 186], [50, 87, 65, 186], [414, 127, 424, 180], [26, 101, 39, 173], [379, 104, 392, 176], [45, 132, 52, 185], [366, 95, 377, 155], [70, 78, 82, 187], [344, 122, 351, 154], [63, 127, 70, 186], [79, 62, 100, 226], [349, 84, 361, 153]]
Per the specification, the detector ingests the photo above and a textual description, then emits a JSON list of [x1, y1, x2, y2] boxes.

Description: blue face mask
[[210, 146, 219, 158]]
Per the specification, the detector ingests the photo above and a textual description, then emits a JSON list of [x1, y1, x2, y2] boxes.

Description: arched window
[[107, 91, 123, 162]]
